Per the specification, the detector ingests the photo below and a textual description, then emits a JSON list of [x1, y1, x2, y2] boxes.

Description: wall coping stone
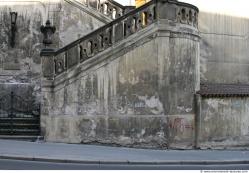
[[197, 83, 249, 97]]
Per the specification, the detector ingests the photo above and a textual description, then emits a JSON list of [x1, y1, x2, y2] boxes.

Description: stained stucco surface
[[200, 97, 249, 148]]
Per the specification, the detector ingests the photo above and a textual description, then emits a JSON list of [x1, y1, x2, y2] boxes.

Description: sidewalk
[[0, 139, 249, 165]]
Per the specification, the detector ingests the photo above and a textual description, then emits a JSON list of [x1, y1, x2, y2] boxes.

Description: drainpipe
[[194, 93, 201, 149]]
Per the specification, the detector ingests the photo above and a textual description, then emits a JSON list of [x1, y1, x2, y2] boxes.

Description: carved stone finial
[[40, 20, 56, 47]]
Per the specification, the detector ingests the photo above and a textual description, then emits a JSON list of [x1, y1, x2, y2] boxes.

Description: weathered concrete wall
[[41, 20, 199, 148], [57, 1, 105, 47], [0, 0, 105, 106], [200, 97, 249, 149], [199, 12, 249, 84]]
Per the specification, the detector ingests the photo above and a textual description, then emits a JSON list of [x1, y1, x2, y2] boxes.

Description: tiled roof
[[197, 83, 249, 97]]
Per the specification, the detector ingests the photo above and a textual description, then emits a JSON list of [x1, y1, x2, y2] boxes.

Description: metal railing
[[0, 92, 40, 136]]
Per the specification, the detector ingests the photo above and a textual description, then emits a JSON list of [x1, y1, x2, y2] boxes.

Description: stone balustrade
[[72, 0, 126, 19], [41, 0, 198, 79]]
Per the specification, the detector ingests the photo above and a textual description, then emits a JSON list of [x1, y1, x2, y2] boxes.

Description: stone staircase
[[0, 91, 41, 141], [0, 116, 41, 141], [0, 117, 40, 135], [41, 0, 157, 78]]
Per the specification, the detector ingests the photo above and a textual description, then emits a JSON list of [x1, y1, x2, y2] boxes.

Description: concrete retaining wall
[[41, 16, 200, 148], [199, 97, 249, 149]]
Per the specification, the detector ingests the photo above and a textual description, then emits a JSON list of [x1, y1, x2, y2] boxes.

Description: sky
[[118, 0, 134, 5]]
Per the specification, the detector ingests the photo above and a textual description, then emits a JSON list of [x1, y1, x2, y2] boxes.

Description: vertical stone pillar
[[40, 49, 55, 80], [194, 94, 202, 149], [156, 0, 200, 148], [40, 48, 55, 138]]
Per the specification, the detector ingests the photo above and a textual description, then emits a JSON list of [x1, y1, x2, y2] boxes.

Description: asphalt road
[[0, 159, 249, 170]]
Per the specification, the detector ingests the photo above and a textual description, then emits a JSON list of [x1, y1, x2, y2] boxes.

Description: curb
[[1, 155, 249, 165]]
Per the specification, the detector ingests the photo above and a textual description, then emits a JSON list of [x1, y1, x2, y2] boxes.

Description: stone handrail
[[41, 0, 198, 79], [67, 0, 127, 20]]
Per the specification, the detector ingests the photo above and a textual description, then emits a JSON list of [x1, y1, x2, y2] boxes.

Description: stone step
[[0, 116, 39, 118], [0, 118, 39, 124], [0, 123, 40, 129], [0, 135, 43, 142], [0, 129, 40, 136]]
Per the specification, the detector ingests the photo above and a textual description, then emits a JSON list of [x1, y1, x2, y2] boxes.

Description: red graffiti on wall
[[169, 118, 193, 133]]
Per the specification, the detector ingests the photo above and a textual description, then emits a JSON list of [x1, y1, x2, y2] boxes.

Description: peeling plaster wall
[[58, 1, 104, 47], [200, 97, 249, 149], [0, 0, 105, 102], [199, 12, 249, 84], [41, 26, 199, 149]]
